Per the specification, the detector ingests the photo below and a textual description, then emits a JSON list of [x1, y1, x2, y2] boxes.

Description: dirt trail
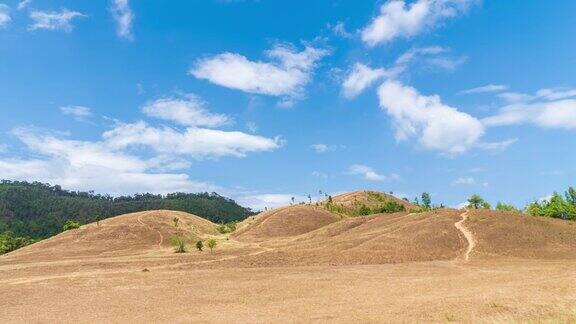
[[454, 211, 475, 261], [137, 212, 164, 249]]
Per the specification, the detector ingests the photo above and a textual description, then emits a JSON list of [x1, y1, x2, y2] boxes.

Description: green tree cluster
[[527, 188, 576, 220], [0, 232, 35, 254]]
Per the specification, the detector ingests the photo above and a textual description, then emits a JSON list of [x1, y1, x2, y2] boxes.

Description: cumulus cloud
[[484, 87, 576, 130], [29, 9, 85, 32], [190, 44, 328, 105], [377, 80, 484, 155], [110, 0, 134, 40], [0, 4, 10, 28], [103, 121, 281, 159], [347, 164, 390, 182], [1, 95, 282, 195], [60, 106, 92, 122], [361, 0, 475, 46], [461, 84, 508, 95], [342, 47, 464, 98], [342, 63, 389, 98], [0, 127, 215, 195], [142, 95, 231, 128]]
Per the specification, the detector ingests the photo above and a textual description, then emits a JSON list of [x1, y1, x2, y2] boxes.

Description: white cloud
[[110, 0, 134, 40], [311, 143, 342, 153], [477, 139, 517, 151], [484, 87, 576, 130], [361, 0, 475, 46], [142, 95, 231, 128], [103, 121, 281, 159], [342, 63, 389, 98], [0, 4, 11, 28], [17, 0, 31, 10], [452, 177, 476, 185], [331, 21, 353, 38], [461, 84, 508, 94], [0, 128, 215, 195], [347, 164, 388, 182], [377, 80, 484, 155], [60, 106, 92, 122], [343, 47, 463, 99], [190, 44, 328, 104], [29, 9, 85, 32]]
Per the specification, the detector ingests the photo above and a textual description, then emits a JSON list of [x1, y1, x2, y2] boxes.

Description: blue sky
[[0, 0, 575, 210]]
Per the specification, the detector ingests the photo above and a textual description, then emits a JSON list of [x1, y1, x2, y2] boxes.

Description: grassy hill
[[0, 180, 254, 253]]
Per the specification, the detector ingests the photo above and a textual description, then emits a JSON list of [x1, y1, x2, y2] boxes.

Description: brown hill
[[233, 205, 340, 242], [330, 190, 417, 212], [3, 210, 218, 262], [466, 209, 576, 260]]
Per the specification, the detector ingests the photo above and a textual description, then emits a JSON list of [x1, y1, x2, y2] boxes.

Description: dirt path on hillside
[[137, 212, 164, 249], [454, 211, 475, 261]]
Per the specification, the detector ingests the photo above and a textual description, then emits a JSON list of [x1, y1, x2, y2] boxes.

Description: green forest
[[0, 181, 255, 254]]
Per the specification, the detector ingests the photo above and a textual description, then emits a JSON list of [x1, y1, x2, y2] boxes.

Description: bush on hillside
[[172, 236, 187, 253], [217, 222, 237, 234], [0, 232, 35, 254], [62, 220, 81, 231], [496, 202, 519, 212]]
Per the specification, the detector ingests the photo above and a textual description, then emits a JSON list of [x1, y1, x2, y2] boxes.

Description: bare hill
[[233, 205, 340, 242], [467, 209, 576, 260], [3, 210, 217, 262], [331, 190, 417, 211]]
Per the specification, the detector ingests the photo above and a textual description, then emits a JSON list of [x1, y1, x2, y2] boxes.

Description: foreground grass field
[[1, 196, 575, 323]]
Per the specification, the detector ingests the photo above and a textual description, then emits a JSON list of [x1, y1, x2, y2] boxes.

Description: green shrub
[[62, 220, 81, 231], [172, 236, 187, 253], [195, 240, 203, 251], [0, 232, 35, 254], [378, 201, 406, 213], [206, 239, 217, 253], [496, 202, 519, 212], [217, 222, 237, 234]]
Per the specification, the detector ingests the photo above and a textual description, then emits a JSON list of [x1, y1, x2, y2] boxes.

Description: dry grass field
[[1, 197, 576, 323]]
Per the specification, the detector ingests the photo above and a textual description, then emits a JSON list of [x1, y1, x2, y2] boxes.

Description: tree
[[291, 197, 295, 205], [565, 187, 576, 206], [63, 220, 81, 231], [467, 194, 484, 209], [482, 201, 492, 210], [328, 195, 333, 204], [206, 239, 217, 253], [195, 240, 203, 251], [307, 194, 312, 204], [173, 217, 180, 228], [421, 193, 431, 210]]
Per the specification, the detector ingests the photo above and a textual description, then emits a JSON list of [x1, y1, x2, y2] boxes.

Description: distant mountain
[[0, 180, 255, 241]]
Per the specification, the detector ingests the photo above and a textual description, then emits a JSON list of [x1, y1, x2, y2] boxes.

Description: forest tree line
[[0, 180, 255, 253]]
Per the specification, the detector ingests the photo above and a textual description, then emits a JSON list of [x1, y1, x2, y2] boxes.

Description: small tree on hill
[[173, 217, 180, 228], [291, 197, 295, 205], [206, 239, 217, 254], [195, 240, 203, 252], [63, 220, 81, 232], [172, 236, 187, 253], [421, 192, 432, 210], [307, 194, 312, 204], [467, 194, 484, 209], [482, 201, 492, 210]]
